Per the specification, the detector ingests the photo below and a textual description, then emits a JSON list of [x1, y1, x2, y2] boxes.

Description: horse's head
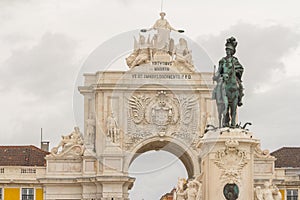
[[222, 73, 229, 82], [222, 71, 238, 89]]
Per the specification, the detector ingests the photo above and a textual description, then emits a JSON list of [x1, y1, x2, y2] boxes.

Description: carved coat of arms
[[126, 90, 199, 148], [128, 91, 179, 134], [148, 91, 179, 130], [214, 139, 248, 184]]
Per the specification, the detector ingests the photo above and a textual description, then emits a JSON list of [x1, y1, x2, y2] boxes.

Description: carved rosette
[[126, 91, 199, 150], [214, 139, 248, 184]]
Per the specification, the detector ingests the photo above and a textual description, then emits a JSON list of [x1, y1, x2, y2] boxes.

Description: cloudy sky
[[1, 0, 300, 199]]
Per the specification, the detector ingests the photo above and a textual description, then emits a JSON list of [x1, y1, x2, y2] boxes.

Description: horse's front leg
[[223, 97, 229, 127], [230, 94, 239, 127], [218, 106, 222, 128]]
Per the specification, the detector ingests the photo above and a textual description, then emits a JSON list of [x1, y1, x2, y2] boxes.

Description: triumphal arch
[[43, 13, 279, 200]]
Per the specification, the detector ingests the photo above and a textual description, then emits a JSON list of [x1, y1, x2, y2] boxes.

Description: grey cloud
[[1, 99, 74, 147], [1, 32, 78, 99], [0, 33, 33, 45], [0, 32, 79, 147], [197, 23, 300, 96], [240, 76, 300, 151]]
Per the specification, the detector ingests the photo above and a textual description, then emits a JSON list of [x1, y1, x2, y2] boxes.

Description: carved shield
[[153, 108, 170, 126]]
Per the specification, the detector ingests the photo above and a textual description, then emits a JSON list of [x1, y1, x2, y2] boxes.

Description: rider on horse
[[212, 37, 244, 127]]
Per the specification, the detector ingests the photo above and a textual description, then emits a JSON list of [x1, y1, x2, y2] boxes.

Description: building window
[[0, 188, 2, 200], [287, 189, 298, 200], [22, 188, 34, 200], [21, 168, 36, 174]]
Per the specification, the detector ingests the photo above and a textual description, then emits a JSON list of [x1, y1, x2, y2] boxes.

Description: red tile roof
[[0, 145, 49, 167], [160, 188, 175, 200], [271, 147, 300, 168]]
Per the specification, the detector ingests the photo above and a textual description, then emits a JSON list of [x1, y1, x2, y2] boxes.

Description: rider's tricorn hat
[[225, 37, 238, 53]]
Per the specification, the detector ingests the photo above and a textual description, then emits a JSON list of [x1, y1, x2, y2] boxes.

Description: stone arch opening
[[128, 150, 188, 200], [125, 136, 200, 179]]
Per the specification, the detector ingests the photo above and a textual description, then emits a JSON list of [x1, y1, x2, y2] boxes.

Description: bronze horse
[[213, 59, 239, 128], [213, 37, 244, 128]]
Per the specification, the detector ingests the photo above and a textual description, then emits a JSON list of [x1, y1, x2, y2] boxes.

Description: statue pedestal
[[198, 128, 258, 200]]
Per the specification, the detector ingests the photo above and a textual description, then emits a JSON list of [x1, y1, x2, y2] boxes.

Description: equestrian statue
[[212, 37, 244, 128]]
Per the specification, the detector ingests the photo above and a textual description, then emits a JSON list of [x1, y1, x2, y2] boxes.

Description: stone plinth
[[198, 128, 260, 200]]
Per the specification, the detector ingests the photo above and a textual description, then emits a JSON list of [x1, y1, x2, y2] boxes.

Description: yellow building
[[0, 145, 48, 200]]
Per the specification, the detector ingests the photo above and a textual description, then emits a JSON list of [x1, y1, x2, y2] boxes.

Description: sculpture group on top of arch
[[126, 12, 194, 71]]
